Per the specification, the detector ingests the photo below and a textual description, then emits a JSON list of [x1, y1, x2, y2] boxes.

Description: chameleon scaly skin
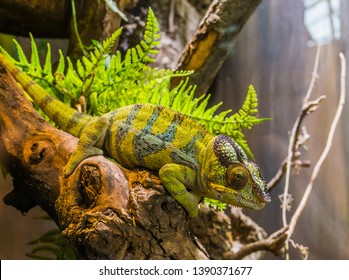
[[0, 54, 270, 217]]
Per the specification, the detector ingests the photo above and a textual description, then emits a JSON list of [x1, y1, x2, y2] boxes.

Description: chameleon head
[[199, 135, 270, 210]]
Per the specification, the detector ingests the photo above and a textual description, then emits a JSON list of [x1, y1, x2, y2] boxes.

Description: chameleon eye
[[226, 164, 249, 190]]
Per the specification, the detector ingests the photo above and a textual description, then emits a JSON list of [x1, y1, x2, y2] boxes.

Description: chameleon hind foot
[[63, 116, 109, 177], [63, 146, 104, 177]]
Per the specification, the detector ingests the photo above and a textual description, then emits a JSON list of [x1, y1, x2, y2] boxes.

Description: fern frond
[[225, 85, 271, 130], [56, 49, 66, 74], [123, 8, 160, 66], [145, 80, 268, 158]]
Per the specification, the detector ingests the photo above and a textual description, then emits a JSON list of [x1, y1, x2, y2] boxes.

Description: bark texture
[[175, 0, 262, 94], [0, 0, 261, 94]]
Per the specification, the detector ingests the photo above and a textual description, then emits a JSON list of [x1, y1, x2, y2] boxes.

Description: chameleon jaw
[[208, 182, 267, 210]]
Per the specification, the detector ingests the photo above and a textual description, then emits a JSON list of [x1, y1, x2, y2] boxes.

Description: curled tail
[[0, 53, 91, 137]]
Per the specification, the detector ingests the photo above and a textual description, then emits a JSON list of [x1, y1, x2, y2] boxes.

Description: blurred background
[[1, 0, 349, 259]]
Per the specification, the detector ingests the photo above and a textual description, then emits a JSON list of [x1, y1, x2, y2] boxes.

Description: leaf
[[43, 43, 54, 82], [29, 33, 42, 76], [56, 49, 66, 74], [13, 40, 29, 66]]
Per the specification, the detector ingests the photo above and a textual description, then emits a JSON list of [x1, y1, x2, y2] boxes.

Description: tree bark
[[0, 0, 131, 60], [174, 0, 262, 94]]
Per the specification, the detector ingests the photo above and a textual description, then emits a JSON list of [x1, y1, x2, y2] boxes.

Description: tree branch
[[282, 46, 323, 227], [67, 0, 127, 61], [0, 0, 70, 38], [174, 0, 262, 94]]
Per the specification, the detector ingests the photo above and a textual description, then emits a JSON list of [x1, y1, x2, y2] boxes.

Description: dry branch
[[174, 0, 262, 94], [282, 46, 323, 227]]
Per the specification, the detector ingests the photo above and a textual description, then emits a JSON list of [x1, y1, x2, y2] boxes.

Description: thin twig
[[227, 227, 289, 260], [304, 45, 321, 103], [71, 0, 87, 56], [267, 158, 288, 191], [287, 52, 346, 240], [282, 46, 322, 227], [267, 158, 310, 192], [168, 0, 175, 33]]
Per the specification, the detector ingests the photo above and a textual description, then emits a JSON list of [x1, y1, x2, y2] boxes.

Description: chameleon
[[0, 53, 270, 217]]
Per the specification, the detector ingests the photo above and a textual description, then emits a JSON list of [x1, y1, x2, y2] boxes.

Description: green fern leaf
[[76, 59, 85, 79], [13, 39, 29, 66], [43, 43, 54, 83], [56, 49, 66, 74], [0, 45, 18, 64], [122, 8, 160, 66], [29, 33, 42, 76]]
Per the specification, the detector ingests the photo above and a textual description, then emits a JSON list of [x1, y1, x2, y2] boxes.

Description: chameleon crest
[[0, 53, 270, 217]]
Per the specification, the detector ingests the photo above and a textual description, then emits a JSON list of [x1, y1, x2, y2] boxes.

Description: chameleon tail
[[0, 53, 91, 137]]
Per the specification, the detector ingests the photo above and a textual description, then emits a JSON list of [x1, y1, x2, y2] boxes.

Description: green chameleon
[[0, 54, 270, 217]]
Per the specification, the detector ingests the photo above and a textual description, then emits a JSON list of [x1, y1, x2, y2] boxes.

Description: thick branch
[[0, 0, 129, 62], [174, 0, 262, 94], [0, 0, 70, 38]]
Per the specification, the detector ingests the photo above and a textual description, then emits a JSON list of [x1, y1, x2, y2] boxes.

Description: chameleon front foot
[[159, 164, 202, 217], [178, 191, 202, 217]]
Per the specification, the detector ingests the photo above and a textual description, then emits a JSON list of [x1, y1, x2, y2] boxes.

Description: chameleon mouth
[[208, 182, 235, 194], [208, 182, 267, 210], [262, 192, 271, 203]]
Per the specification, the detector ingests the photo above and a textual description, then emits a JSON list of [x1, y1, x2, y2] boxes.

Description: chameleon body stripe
[[114, 104, 142, 166], [103, 104, 210, 171], [133, 106, 184, 166]]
